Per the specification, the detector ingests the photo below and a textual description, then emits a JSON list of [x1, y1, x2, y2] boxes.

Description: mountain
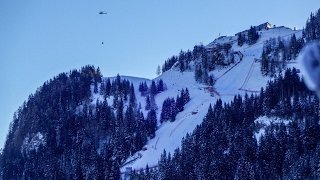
[[1, 8, 320, 179], [121, 25, 303, 173]]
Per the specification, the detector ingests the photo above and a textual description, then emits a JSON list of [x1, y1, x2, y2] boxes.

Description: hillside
[[121, 26, 303, 172], [127, 21, 320, 178]]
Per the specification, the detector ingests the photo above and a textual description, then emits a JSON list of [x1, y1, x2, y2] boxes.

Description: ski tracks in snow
[[169, 98, 213, 137]]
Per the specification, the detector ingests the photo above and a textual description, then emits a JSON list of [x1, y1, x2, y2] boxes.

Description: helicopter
[[99, 11, 107, 44]]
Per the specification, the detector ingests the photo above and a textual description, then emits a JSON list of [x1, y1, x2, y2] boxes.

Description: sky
[[0, 1, 319, 149]]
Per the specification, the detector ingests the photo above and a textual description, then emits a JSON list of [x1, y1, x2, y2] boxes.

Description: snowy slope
[[119, 26, 303, 172], [121, 70, 216, 171]]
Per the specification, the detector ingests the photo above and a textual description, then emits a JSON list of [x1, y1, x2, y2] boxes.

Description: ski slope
[[121, 26, 303, 173], [120, 70, 216, 172]]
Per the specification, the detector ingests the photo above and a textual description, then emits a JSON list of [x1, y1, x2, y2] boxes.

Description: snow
[[21, 132, 46, 154], [110, 26, 302, 172], [207, 35, 237, 47], [254, 116, 291, 144]]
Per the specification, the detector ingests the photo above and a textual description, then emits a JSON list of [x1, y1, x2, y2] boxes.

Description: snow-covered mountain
[[119, 26, 303, 172], [0, 23, 307, 179]]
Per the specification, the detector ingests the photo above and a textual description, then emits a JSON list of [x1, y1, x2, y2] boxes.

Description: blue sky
[[0, 1, 318, 149]]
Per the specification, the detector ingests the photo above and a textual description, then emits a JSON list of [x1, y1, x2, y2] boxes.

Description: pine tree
[[99, 79, 105, 95], [184, 88, 190, 104], [156, 65, 161, 76], [150, 81, 157, 96], [125, 104, 135, 135], [203, 69, 209, 85], [145, 95, 151, 111], [158, 149, 168, 179], [170, 97, 176, 122], [157, 79, 165, 92], [116, 98, 124, 128], [144, 81, 148, 93], [261, 50, 269, 76], [289, 34, 298, 60], [175, 94, 184, 113], [129, 83, 136, 108], [93, 81, 98, 93], [105, 78, 111, 97], [146, 109, 157, 138], [237, 33, 245, 46], [179, 58, 185, 72], [138, 82, 143, 92], [149, 94, 158, 111], [194, 65, 203, 82], [160, 98, 170, 123], [95, 66, 102, 83], [150, 95, 158, 110]]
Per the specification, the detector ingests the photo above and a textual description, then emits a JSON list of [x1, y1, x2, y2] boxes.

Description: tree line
[[160, 88, 190, 123]]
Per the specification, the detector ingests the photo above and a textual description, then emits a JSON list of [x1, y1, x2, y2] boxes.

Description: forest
[[0, 65, 168, 179]]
